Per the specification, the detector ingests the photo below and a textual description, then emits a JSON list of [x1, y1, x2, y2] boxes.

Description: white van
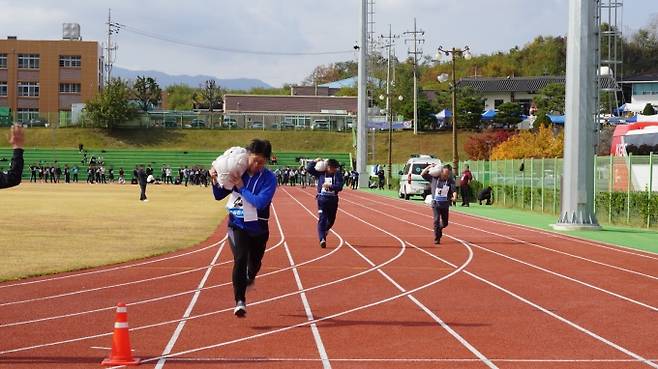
[[398, 155, 442, 200]]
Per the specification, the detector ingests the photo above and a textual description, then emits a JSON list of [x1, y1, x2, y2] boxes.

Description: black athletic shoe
[[234, 301, 246, 317], [434, 237, 441, 245], [320, 239, 327, 248]]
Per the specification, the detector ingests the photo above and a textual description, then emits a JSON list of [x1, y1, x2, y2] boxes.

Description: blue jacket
[[306, 161, 344, 197], [212, 168, 277, 235]]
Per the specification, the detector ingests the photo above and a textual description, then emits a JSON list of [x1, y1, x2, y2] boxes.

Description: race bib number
[[434, 185, 449, 202], [322, 177, 333, 192], [226, 192, 258, 222]]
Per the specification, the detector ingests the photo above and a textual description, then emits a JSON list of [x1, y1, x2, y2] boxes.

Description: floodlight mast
[[553, 0, 601, 231]]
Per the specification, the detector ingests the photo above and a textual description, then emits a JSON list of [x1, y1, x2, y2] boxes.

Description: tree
[[303, 61, 358, 85], [642, 103, 656, 115], [389, 62, 436, 130], [194, 80, 223, 127], [496, 102, 524, 126], [132, 76, 162, 112], [165, 84, 196, 111], [431, 86, 484, 130], [534, 83, 565, 114], [464, 130, 516, 160], [490, 125, 564, 159], [195, 80, 223, 111], [84, 78, 137, 129]]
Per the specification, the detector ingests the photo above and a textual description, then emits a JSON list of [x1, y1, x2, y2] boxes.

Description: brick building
[[0, 36, 102, 124]]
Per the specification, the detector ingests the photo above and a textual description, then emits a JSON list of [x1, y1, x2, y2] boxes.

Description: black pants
[[317, 195, 338, 241], [432, 206, 449, 240], [460, 186, 470, 205], [228, 226, 269, 303], [139, 183, 147, 200]]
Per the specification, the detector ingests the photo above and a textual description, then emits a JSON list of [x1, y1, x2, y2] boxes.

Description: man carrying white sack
[[210, 139, 277, 318], [306, 158, 344, 248], [421, 164, 456, 245]]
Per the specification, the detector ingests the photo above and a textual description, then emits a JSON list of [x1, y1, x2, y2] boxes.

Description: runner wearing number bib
[[210, 139, 277, 318], [421, 165, 457, 245]]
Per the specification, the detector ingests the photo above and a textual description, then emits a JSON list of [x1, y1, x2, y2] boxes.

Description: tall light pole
[[552, 0, 601, 231], [356, 0, 369, 188], [437, 46, 471, 177], [380, 25, 400, 189]]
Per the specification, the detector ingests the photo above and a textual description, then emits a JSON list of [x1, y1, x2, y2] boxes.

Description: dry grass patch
[[0, 183, 226, 281]]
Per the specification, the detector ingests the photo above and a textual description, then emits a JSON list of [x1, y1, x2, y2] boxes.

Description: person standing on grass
[[64, 165, 70, 183], [72, 165, 79, 183], [460, 164, 473, 207], [137, 165, 148, 202], [210, 139, 277, 318], [0, 124, 24, 189], [421, 165, 457, 245], [307, 158, 344, 248]]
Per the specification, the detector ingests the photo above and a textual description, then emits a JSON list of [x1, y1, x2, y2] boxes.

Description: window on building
[[0, 82, 7, 97], [16, 108, 39, 123], [17, 54, 40, 69], [0, 54, 7, 69], [17, 82, 39, 97], [59, 83, 81, 93], [59, 55, 81, 68], [494, 99, 504, 108]]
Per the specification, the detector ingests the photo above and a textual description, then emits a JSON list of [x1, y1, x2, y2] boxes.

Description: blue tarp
[[547, 115, 565, 124], [435, 109, 452, 121], [626, 115, 638, 123], [481, 109, 497, 121]]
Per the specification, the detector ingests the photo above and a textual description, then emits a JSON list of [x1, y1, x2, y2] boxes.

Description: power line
[[403, 18, 425, 135], [113, 23, 354, 56]]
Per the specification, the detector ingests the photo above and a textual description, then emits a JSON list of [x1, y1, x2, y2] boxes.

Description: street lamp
[[437, 45, 471, 178], [379, 93, 404, 189]]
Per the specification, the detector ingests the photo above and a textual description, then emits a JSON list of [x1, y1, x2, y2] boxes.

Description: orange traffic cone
[[101, 303, 140, 366]]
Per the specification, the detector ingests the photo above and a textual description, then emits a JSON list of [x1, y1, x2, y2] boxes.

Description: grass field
[[0, 183, 226, 282], [0, 127, 473, 164]]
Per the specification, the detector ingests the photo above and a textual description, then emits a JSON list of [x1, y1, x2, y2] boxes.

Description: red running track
[[0, 187, 656, 369]]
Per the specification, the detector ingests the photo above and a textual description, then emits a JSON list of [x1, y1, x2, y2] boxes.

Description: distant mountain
[[112, 67, 272, 90]]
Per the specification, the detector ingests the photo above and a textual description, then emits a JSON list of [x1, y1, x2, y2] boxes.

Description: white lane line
[[340, 196, 658, 312], [345, 192, 658, 281], [154, 241, 226, 369], [167, 357, 658, 363], [2, 225, 287, 328], [0, 198, 357, 355], [350, 191, 658, 260], [0, 236, 228, 290], [284, 242, 332, 369], [272, 203, 331, 369], [104, 234, 473, 368], [408, 240, 658, 369], [286, 188, 498, 369]]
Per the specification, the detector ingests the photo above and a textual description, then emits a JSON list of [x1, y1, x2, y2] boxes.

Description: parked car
[[23, 118, 49, 128], [273, 121, 295, 130], [184, 119, 206, 128], [223, 117, 238, 128], [398, 155, 443, 200], [250, 121, 264, 129], [311, 119, 330, 130]]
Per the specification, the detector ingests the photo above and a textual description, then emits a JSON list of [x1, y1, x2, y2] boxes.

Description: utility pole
[[404, 18, 424, 135], [380, 25, 399, 188], [105, 8, 119, 85], [357, 0, 369, 188]]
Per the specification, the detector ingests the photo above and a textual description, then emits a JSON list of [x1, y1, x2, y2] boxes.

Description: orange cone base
[[101, 357, 141, 366]]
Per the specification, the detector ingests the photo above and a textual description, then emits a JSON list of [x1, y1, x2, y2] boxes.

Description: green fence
[[459, 154, 657, 229]]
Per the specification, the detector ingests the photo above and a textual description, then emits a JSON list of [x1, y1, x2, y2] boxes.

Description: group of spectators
[[274, 167, 311, 187], [134, 165, 211, 187]]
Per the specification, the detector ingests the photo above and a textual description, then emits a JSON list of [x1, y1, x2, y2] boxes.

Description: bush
[[490, 126, 563, 160], [464, 130, 516, 160]]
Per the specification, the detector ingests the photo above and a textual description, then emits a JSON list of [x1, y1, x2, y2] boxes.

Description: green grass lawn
[[359, 188, 658, 254], [0, 127, 473, 164], [0, 183, 226, 281]]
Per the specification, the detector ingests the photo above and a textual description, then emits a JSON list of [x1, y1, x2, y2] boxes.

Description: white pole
[[357, 0, 369, 188], [553, 0, 601, 231]]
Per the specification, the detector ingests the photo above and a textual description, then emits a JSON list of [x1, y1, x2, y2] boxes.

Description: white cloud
[[1, 0, 654, 86]]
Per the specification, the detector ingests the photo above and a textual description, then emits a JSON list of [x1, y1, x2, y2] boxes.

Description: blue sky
[[1, 0, 656, 86]]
